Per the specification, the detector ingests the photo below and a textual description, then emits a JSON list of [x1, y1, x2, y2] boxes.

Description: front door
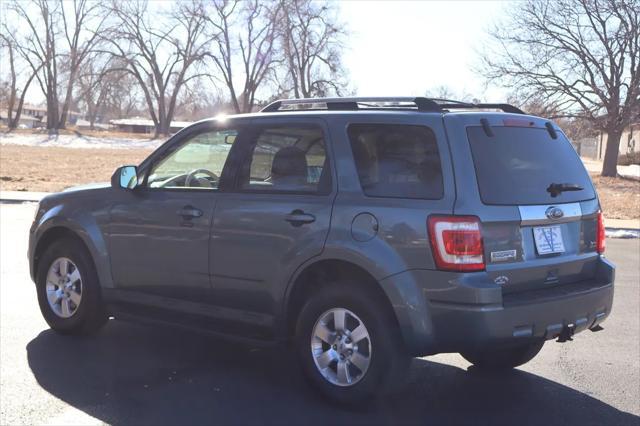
[[108, 124, 241, 303], [210, 119, 334, 325]]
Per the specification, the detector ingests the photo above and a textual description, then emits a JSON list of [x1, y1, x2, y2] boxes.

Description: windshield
[[467, 126, 596, 205]]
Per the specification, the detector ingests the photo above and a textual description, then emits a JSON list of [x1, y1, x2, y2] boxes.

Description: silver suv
[[28, 97, 614, 403]]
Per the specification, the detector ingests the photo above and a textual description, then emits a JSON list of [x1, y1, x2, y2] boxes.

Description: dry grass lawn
[[590, 174, 640, 219], [1, 144, 639, 219], [0, 145, 152, 192]]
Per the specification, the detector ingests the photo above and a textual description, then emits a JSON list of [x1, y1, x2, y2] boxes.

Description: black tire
[[36, 238, 107, 335], [461, 340, 545, 371], [294, 282, 411, 404]]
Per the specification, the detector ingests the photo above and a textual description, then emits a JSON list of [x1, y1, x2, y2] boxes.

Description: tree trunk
[[157, 117, 171, 137], [10, 78, 34, 129], [59, 68, 77, 129], [6, 41, 17, 125], [601, 129, 622, 177]]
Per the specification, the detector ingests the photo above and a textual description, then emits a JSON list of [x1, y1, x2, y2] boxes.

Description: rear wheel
[[36, 238, 107, 335], [461, 340, 545, 370], [294, 282, 410, 403]]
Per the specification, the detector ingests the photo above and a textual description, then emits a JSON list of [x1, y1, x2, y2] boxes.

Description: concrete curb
[[0, 191, 49, 202]]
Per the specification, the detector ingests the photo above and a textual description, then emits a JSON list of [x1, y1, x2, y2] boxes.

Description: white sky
[[340, 0, 508, 101], [16, 0, 511, 105]]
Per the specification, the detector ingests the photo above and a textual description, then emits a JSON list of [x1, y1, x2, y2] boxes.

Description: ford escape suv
[[28, 97, 614, 403]]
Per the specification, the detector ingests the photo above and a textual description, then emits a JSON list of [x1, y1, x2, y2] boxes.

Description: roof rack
[[260, 97, 525, 114], [261, 97, 442, 112]]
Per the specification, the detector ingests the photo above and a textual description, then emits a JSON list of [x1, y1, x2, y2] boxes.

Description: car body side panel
[[274, 113, 458, 352], [324, 113, 457, 276], [209, 117, 337, 321]]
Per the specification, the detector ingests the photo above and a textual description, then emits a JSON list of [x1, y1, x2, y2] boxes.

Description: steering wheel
[[185, 168, 218, 187]]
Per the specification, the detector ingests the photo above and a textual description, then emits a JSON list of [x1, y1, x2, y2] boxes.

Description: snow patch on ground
[[606, 229, 640, 239], [0, 132, 165, 150]]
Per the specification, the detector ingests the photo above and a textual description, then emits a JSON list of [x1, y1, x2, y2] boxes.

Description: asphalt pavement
[[1, 202, 638, 426]]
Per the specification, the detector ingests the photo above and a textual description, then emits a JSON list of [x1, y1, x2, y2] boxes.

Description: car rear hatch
[[443, 113, 604, 295]]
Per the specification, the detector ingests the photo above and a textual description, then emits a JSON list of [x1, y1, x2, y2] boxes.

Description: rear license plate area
[[533, 225, 565, 255]]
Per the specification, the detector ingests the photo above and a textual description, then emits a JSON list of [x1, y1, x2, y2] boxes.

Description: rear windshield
[[348, 124, 443, 199], [467, 126, 595, 205]]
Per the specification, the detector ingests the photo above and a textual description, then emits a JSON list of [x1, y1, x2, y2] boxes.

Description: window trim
[[229, 122, 333, 196], [346, 123, 445, 200]]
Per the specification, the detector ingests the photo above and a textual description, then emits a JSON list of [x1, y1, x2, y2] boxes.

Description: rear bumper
[[429, 279, 613, 352], [381, 256, 614, 356]]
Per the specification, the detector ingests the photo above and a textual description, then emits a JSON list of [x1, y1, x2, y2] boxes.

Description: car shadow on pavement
[[27, 320, 638, 426]]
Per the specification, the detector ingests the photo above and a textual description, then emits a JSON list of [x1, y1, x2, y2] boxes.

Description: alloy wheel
[[45, 257, 82, 318], [310, 308, 372, 387]]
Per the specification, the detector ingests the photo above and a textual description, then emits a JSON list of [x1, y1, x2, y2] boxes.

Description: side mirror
[[224, 134, 236, 144], [111, 165, 138, 190]]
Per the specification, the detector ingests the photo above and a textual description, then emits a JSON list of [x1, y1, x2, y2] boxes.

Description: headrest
[[272, 146, 308, 178]]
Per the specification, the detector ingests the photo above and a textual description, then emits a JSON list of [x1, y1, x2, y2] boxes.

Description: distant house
[[75, 119, 111, 131], [110, 117, 194, 134], [1, 103, 83, 127], [597, 119, 639, 160], [0, 110, 41, 128], [20, 104, 47, 121]]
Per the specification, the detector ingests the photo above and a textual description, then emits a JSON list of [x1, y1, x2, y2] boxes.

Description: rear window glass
[[347, 124, 443, 199], [467, 126, 596, 205]]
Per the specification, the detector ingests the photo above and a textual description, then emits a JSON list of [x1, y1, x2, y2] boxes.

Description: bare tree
[[8, 0, 60, 130], [105, 0, 212, 136], [1, 28, 43, 129], [205, 0, 281, 113], [480, 0, 640, 176], [0, 34, 17, 123], [76, 54, 132, 129], [278, 0, 348, 98], [425, 85, 481, 103], [7, 0, 105, 131], [58, 0, 107, 128], [175, 81, 225, 120]]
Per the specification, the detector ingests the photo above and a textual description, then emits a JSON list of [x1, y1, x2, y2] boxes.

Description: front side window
[[348, 124, 443, 199], [238, 125, 330, 194], [147, 129, 237, 190]]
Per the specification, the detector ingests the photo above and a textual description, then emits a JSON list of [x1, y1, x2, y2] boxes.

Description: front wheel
[[294, 283, 411, 404], [461, 340, 545, 370], [36, 239, 107, 335]]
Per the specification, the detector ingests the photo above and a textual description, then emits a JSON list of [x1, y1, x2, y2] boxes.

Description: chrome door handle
[[285, 209, 316, 226], [178, 206, 203, 219]]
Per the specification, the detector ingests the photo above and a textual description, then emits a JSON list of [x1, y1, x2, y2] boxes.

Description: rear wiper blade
[[547, 182, 583, 197]]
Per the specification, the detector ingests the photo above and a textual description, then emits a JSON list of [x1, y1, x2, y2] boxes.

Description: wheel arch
[[280, 256, 437, 356], [33, 227, 93, 278], [31, 221, 112, 290], [282, 259, 401, 340]]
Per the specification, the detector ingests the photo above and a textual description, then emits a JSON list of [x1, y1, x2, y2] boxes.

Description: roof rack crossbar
[[438, 102, 525, 114], [260, 97, 525, 114]]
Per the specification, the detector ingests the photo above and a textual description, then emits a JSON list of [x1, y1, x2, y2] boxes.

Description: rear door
[[208, 117, 334, 331], [444, 114, 601, 294]]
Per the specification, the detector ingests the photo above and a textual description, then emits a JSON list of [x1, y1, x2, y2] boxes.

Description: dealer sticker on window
[[533, 225, 565, 255]]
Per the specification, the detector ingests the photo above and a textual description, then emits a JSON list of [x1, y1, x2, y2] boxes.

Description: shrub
[[618, 151, 640, 166]]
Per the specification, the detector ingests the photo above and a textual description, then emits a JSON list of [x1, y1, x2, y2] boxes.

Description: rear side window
[[347, 124, 443, 199], [238, 125, 331, 194], [467, 126, 596, 205]]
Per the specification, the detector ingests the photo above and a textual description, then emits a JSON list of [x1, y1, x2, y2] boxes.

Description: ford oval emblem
[[545, 206, 564, 220]]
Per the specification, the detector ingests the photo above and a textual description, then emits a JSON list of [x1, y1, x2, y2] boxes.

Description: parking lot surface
[[1, 203, 638, 425]]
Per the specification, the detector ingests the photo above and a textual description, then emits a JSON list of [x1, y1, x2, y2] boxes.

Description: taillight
[[428, 216, 485, 271], [597, 212, 606, 254]]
